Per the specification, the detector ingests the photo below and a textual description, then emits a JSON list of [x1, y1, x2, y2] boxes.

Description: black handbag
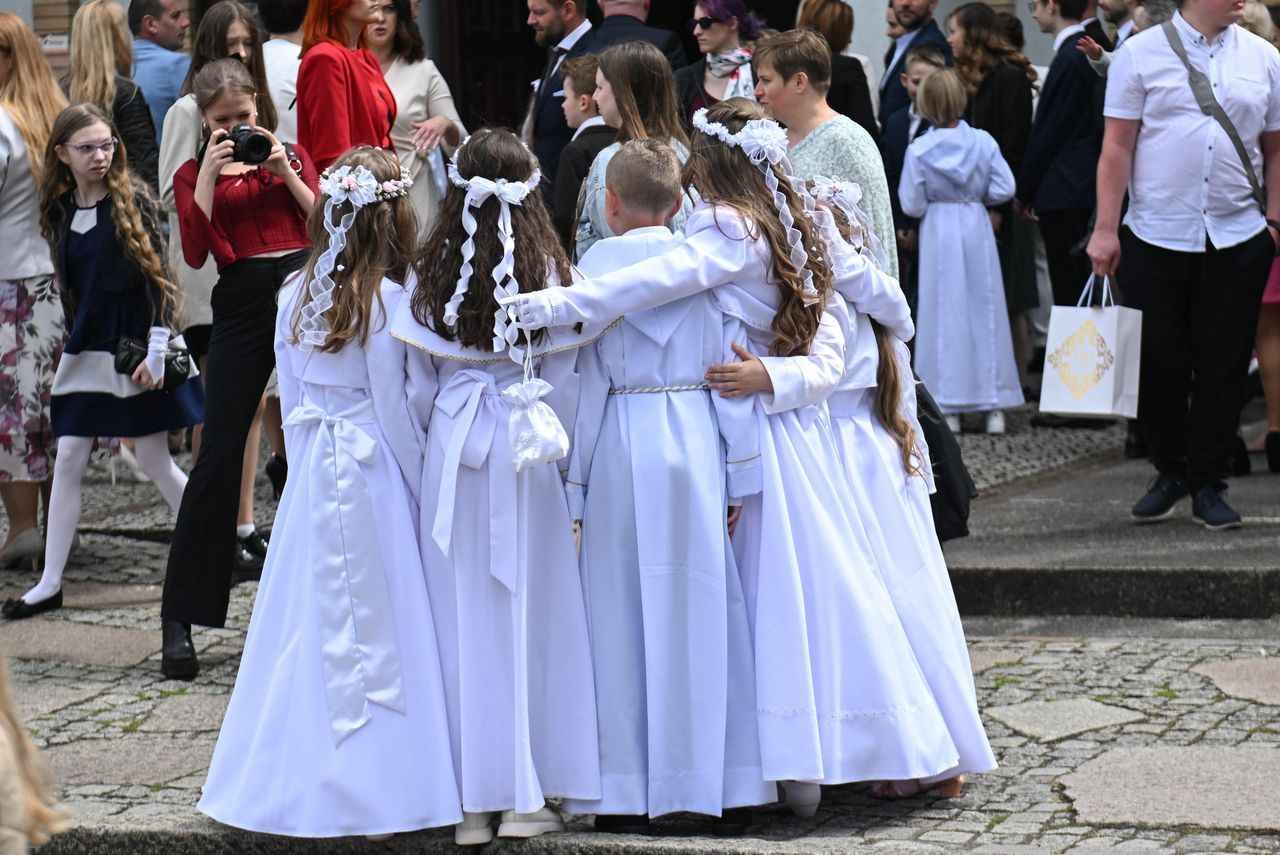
[[114, 335, 193, 390], [914, 379, 978, 543]]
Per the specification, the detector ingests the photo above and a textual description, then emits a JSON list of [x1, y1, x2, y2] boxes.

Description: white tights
[[21, 433, 187, 605]]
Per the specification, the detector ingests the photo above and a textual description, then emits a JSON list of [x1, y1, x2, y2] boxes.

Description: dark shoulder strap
[[1161, 21, 1266, 214]]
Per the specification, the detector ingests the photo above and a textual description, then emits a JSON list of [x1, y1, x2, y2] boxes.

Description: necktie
[[540, 47, 568, 100]]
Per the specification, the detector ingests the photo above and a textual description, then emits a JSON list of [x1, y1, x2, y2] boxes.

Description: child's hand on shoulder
[[1076, 36, 1103, 61]]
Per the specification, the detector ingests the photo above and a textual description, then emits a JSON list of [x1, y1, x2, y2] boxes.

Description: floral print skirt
[[0, 275, 65, 482]]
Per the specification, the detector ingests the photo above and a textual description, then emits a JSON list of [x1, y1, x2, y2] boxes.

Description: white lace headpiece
[[807, 175, 891, 274], [297, 163, 414, 347], [441, 137, 542, 361], [691, 107, 819, 305]]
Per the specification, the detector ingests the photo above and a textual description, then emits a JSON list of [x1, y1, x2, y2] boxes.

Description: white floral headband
[[441, 136, 542, 362], [807, 175, 890, 274], [297, 163, 414, 347], [691, 108, 819, 305]]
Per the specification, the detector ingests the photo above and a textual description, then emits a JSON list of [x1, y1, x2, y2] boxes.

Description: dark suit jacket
[[675, 58, 706, 124], [878, 18, 952, 125], [1017, 31, 1103, 213], [828, 54, 879, 145], [591, 14, 687, 69], [881, 105, 930, 232], [531, 30, 598, 196], [551, 123, 616, 247], [1083, 17, 1114, 51], [967, 60, 1034, 176]]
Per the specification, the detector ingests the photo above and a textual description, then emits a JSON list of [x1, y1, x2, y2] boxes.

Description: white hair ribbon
[[691, 108, 820, 306], [442, 157, 542, 361], [298, 164, 414, 347], [806, 175, 892, 274]]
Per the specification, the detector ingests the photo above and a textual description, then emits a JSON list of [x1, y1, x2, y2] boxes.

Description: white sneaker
[[985, 410, 1006, 435], [455, 811, 496, 846], [945, 414, 962, 434], [497, 805, 565, 838], [782, 781, 821, 817]]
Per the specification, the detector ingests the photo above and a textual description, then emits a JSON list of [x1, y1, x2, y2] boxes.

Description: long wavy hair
[[683, 98, 831, 357], [597, 41, 689, 147], [949, 3, 1037, 94], [179, 0, 278, 131], [411, 128, 567, 350], [292, 147, 416, 352], [0, 655, 67, 846], [38, 104, 179, 326], [0, 13, 68, 181], [66, 0, 132, 114]]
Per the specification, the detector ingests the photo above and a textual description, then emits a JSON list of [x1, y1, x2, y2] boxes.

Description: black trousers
[[162, 250, 307, 628], [1118, 227, 1272, 489], [1039, 208, 1094, 306]]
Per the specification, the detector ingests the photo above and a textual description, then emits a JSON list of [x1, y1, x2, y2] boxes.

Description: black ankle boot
[[161, 619, 199, 680], [265, 454, 287, 500]]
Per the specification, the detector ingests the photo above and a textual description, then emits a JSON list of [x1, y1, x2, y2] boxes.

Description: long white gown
[[198, 279, 462, 837], [525, 205, 959, 786], [900, 121, 1024, 415], [563, 227, 775, 818], [389, 297, 602, 815]]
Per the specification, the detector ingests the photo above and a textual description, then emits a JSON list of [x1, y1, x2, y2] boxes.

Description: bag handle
[[1076, 273, 1115, 308], [1161, 21, 1267, 216]]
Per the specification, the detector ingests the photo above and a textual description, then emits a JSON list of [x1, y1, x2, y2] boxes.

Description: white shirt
[[552, 18, 592, 77], [1106, 12, 1280, 251], [1115, 18, 1135, 46], [880, 27, 922, 89], [907, 103, 924, 142], [571, 114, 606, 142], [262, 38, 302, 143], [1053, 22, 1086, 53]]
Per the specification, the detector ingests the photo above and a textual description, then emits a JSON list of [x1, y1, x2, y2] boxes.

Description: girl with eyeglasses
[[674, 0, 765, 124], [3, 103, 203, 621]]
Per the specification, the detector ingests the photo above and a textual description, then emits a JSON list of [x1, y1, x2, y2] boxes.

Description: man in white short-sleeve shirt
[[1086, 0, 1280, 529]]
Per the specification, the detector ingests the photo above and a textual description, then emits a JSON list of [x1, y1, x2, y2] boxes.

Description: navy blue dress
[[49, 192, 203, 437]]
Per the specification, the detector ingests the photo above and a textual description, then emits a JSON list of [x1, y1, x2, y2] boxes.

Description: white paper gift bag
[[1039, 274, 1142, 419]]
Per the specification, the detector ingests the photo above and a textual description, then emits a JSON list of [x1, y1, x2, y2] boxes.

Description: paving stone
[[1191, 658, 1280, 706], [970, 650, 1014, 675], [0, 620, 159, 667], [11, 676, 104, 720], [985, 698, 1147, 742], [139, 694, 229, 733], [1061, 746, 1280, 832], [44, 734, 214, 787]]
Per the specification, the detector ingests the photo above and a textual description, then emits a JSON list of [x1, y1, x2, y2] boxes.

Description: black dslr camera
[[225, 124, 273, 164]]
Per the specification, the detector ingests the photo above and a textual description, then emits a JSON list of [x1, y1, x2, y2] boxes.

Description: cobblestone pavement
[[8, 415, 1280, 853]]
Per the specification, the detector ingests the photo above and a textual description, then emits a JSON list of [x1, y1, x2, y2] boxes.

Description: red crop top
[[172, 143, 320, 272]]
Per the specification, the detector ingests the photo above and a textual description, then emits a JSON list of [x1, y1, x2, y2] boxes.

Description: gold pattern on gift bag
[[1047, 319, 1115, 401]]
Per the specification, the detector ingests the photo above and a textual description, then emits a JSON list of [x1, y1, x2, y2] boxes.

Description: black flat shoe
[[593, 814, 651, 835], [1, 588, 62, 620], [710, 807, 751, 837], [161, 619, 199, 680], [265, 453, 287, 500], [1266, 431, 1280, 474]]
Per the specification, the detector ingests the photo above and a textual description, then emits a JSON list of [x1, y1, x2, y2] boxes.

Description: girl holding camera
[[3, 103, 202, 620], [162, 58, 317, 677]]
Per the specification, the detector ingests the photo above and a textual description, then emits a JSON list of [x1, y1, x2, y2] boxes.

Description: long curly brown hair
[[0, 654, 67, 845], [38, 103, 179, 326], [949, 2, 1037, 95], [683, 98, 831, 357], [291, 147, 417, 353], [411, 128, 568, 350]]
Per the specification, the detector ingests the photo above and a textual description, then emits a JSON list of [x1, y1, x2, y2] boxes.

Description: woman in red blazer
[[297, 0, 396, 169]]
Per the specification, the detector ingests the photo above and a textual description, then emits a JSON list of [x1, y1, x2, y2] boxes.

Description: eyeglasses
[[1026, 1, 1040, 11], [63, 138, 119, 156], [688, 15, 720, 32]]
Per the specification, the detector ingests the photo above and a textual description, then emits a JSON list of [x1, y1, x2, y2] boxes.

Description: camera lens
[[228, 124, 273, 165]]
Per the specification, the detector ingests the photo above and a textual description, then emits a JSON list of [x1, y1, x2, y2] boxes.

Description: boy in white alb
[[565, 139, 774, 835]]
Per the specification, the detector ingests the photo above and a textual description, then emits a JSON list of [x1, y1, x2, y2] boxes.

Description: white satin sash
[[283, 397, 405, 745]]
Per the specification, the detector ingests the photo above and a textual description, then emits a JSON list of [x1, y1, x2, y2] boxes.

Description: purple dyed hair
[[697, 0, 765, 41]]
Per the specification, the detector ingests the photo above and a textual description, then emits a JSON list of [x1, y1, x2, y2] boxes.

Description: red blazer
[[296, 42, 396, 170]]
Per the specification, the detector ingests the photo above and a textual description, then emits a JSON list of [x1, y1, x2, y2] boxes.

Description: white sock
[[236, 523, 255, 539], [23, 436, 93, 604]]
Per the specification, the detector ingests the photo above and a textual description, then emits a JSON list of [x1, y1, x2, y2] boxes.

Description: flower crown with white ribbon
[[440, 136, 542, 362], [807, 175, 890, 274], [691, 107, 819, 305], [296, 163, 415, 347]]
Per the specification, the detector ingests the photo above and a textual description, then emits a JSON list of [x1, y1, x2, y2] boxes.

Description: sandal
[[870, 775, 965, 800]]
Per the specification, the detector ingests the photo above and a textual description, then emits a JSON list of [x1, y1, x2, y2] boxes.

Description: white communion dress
[[198, 278, 462, 837], [563, 227, 775, 818], [390, 295, 602, 815]]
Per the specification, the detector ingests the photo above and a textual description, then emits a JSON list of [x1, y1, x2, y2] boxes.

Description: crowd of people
[[0, 0, 1278, 846]]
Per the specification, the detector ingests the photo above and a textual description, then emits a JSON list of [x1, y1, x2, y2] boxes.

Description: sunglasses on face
[[688, 15, 721, 32], [64, 138, 119, 156]]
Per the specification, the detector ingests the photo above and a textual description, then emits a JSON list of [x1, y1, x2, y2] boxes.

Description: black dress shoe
[[1231, 434, 1252, 477], [231, 532, 266, 584], [1, 588, 62, 620], [1266, 431, 1280, 474], [161, 619, 199, 680], [710, 807, 751, 837], [265, 454, 287, 500], [593, 814, 651, 835]]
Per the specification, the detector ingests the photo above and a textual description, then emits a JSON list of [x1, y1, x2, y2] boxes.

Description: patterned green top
[[788, 114, 900, 280]]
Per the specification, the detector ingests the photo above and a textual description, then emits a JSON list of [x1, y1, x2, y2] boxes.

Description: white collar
[[571, 114, 607, 141], [1053, 22, 1086, 53], [1173, 9, 1233, 47], [556, 18, 593, 53], [1116, 18, 1135, 43]]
